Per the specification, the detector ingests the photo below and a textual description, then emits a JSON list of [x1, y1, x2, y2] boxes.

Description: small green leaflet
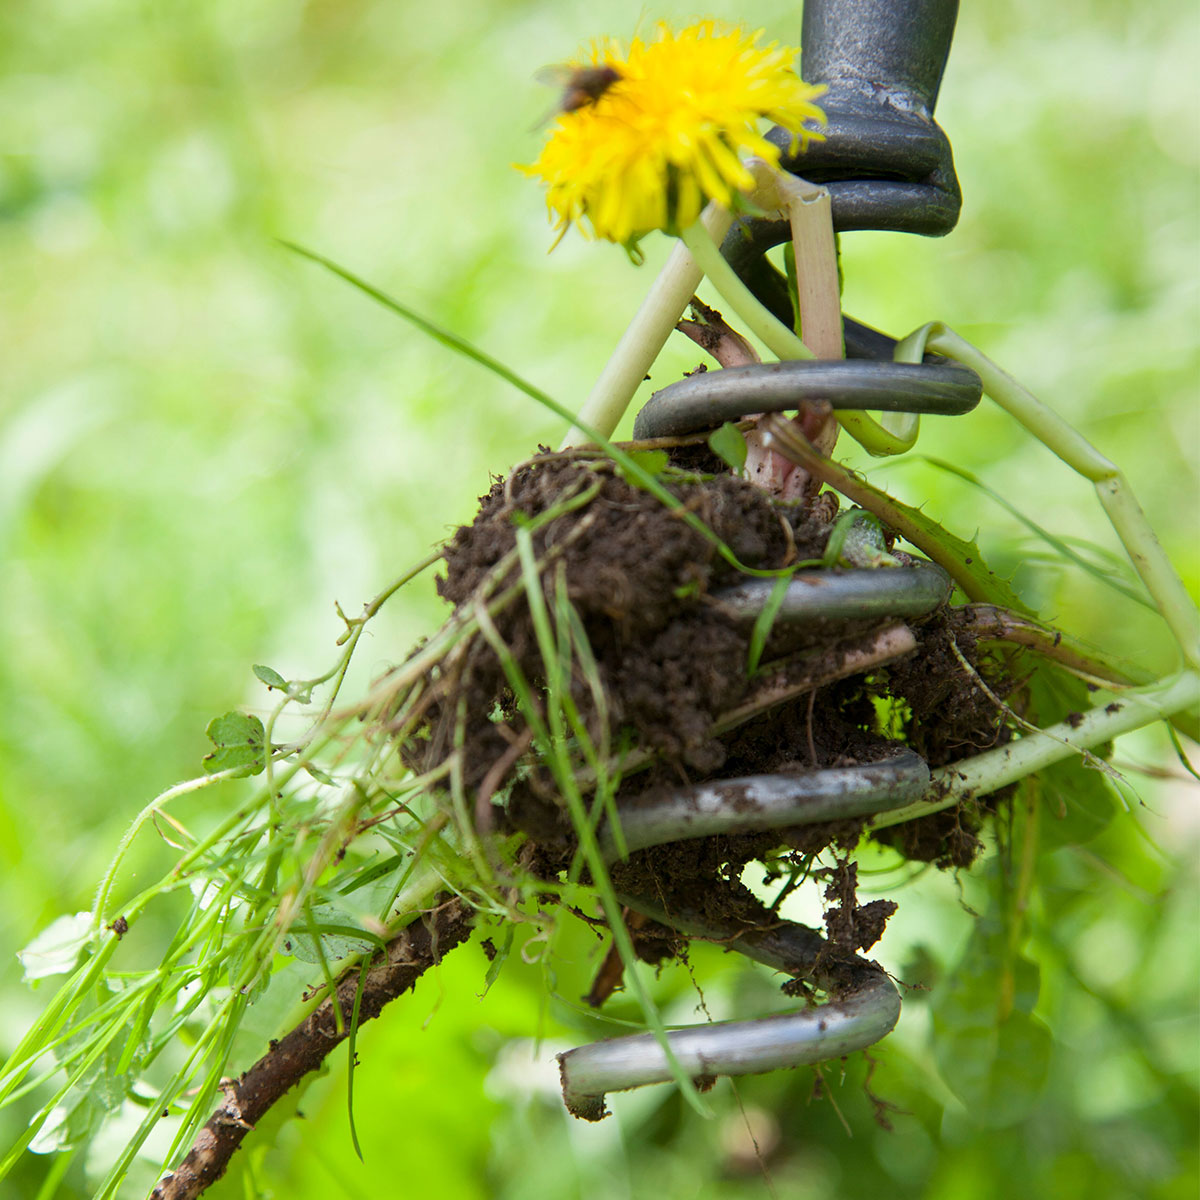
[[708, 422, 747, 474], [253, 664, 288, 691], [253, 664, 314, 704], [617, 448, 670, 488], [280, 903, 384, 964], [933, 919, 1053, 1127], [203, 711, 266, 776]]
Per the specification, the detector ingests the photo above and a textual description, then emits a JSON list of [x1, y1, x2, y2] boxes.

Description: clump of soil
[[404, 449, 1017, 975], [427, 454, 826, 790]]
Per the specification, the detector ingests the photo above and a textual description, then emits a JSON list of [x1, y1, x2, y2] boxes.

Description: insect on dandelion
[[521, 21, 827, 252]]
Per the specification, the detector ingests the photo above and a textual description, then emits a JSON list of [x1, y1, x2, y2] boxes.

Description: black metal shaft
[[802, 0, 959, 115], [734, 0, 962, 249], [717, 0, 965, 349]]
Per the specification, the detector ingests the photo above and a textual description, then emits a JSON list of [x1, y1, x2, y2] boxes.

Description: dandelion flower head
[[522, 21, 826, 250]]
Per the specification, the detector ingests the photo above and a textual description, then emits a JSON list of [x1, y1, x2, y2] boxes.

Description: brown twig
[[151, 896, 474, 1200], [583, 908, 649, 1008], [676, 297, 760, 368], [475, 727, 534, 833]]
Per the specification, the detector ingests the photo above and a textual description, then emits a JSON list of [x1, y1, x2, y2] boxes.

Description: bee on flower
[[522, 21, 826, 252]]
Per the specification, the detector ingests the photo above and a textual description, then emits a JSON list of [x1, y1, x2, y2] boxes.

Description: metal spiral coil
[[633, 358, 981, 440], [558, 573, 950, 1119], [557, 0, 979, 1121]]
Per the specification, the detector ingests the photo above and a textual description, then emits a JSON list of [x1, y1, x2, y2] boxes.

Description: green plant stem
[[679, 217, 812, 364], [559, 204, 734, 447], [871, 668, 1200, 830], [782, 178, 842, 359], [902, 322, 1200, 670], [288, 241, 788, 578], [679, 216, 915, 456]]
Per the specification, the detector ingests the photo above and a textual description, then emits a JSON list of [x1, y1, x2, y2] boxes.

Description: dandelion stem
[[753, 169, 843, 492], [678, 217, 813, 364], [779, 176, 842, 359], [870, 669, 1200, 829], [902, 322, 1200, 670], [560, 204, 734, 447], [680, 204, 916, 457]]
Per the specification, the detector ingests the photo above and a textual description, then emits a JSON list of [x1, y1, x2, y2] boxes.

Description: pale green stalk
[[679, 216, 917, 456], [779, 174, 842, 359], [560, 204, 734, 446], [678, 217, 813, 363], [902, 322, 1200, 670], [872, 669, 1200, 829]]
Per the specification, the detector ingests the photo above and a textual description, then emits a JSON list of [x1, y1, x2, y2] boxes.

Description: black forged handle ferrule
[[791, 0, 962, 236], [721, 0, 965, 357], [802, 0, 958, 116]]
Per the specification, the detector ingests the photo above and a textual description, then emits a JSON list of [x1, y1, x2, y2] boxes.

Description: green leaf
[[253, 664, 288, 691], [202, 711, 266, 776], [933, 922, 1053, 1127], [707, 422, 747, 474], [253, 664, 313, 704], [17, 912, 96, 982], [617, 448, 669, 488], [280, 904, 381, 964]]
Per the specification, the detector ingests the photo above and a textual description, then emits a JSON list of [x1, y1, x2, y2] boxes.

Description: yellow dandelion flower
[[521, 21, 826, 250]]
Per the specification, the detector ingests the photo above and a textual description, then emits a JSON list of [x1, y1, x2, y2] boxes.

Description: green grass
[[1, 1, 1196, 1197]]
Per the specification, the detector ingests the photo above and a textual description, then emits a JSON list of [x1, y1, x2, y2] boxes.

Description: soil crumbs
[[412, 451, 1016, 980]]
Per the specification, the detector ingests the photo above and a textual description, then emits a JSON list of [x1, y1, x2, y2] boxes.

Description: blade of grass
[[747, 573, 792, 676], [282, 242, 787, 582], [474, 541, 708, 1117], [915, 455, 1156, 611]]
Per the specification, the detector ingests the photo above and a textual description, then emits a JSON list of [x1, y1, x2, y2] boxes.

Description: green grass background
[[1, 1, 1197, 1197]]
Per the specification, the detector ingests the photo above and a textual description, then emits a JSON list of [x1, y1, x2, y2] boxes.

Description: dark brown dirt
[[870, 606, 1017, 868], [428, 456, 799, 790], [820, 859, 898, 953], [405, 449, 1019, 986]]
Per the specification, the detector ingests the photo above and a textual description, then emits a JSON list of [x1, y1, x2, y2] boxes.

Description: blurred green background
[[1, 0, 1197, 1197]]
